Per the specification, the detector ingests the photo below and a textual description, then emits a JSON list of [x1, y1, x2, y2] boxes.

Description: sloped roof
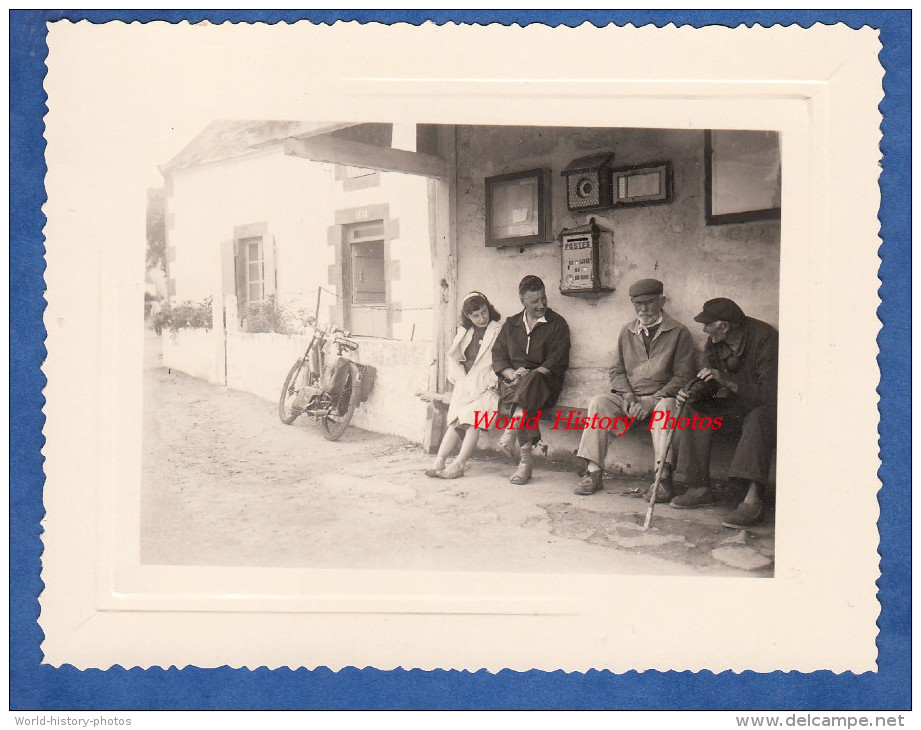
[[161, 120, 350, 174]]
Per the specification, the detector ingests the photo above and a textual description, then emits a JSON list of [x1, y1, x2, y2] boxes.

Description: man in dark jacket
[[671, 298, 778, 529], [492, 275, 571, 485]]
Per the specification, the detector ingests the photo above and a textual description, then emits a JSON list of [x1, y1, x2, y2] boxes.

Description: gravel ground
[[141, 331, 774, 576]]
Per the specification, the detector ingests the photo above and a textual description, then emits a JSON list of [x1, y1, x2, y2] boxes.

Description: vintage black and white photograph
[[38, 21, 882, 673], [141, 121, 781, 576]]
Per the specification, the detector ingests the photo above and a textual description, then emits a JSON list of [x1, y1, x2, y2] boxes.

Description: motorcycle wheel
[[278, 359, 306, 424], [322, 363, 360, 441]]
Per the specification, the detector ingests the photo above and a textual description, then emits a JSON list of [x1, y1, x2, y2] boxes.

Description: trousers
[[499, 370, 563, 445], [675, 399, 776, 487], [575, 393, 677, 469]]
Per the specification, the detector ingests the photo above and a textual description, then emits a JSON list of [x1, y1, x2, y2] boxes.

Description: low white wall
[[348, 338, 432, 443], [226, 332, 309, 403], [225, 332, 433, 444], [161, 328, 225, 385]]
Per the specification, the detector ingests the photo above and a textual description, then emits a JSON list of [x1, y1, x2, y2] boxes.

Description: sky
[[143, 121, 210, 189]]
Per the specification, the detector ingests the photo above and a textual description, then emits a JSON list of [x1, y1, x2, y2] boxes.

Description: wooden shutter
[[351, 240, 385, 303], [234, 238, 247, 305], [220, 239, 235, 298]]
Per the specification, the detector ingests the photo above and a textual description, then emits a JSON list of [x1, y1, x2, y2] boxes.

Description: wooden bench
[[416, 389, 569, 454], [415, 390, 451, 453], [415, 390, 453, 409]]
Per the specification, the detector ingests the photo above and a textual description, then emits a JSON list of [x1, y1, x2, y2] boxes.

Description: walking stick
[[642, 378, 701, 531]]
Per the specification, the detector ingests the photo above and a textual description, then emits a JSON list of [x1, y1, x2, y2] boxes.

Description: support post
[[211, 295, 227, 386], [224, 295, 239, 333], [421, 125, 459, 454]]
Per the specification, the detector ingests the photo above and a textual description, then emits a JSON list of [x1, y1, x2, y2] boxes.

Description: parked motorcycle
[[278, 322, 373, 441]]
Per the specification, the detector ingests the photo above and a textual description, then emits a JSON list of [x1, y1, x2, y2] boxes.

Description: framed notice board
[[485, 168, 552, 247]]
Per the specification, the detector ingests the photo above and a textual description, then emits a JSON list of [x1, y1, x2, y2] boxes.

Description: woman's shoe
[[435, 464, 465, 479]]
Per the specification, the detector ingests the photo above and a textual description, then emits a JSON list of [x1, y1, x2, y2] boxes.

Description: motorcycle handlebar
[[338, 338, 359, 351], [318, 324, 358, 351], [325, 323, 352, 337]]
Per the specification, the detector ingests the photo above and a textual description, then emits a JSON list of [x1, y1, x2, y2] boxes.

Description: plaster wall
[[345, 338, 432, 441], [167, 152, 339, 314], [226, 332, 309, 403], [454, 125, 780, 474], [161, 329, 224, 386]]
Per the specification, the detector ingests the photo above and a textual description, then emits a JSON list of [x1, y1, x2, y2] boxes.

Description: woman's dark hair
[[459, 292, 501, 328]]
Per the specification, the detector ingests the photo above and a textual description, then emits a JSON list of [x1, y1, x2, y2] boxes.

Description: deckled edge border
[[11, 9, 909, 710]]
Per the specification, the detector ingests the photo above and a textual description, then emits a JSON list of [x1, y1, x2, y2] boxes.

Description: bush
[[241, 295, 315, 334], [154, 296, 213, 333], [152, 295, 317, 335], [241, 295, 288, 334]]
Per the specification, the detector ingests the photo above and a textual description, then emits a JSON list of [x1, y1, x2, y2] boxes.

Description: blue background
[[9, 10, 911, 710]]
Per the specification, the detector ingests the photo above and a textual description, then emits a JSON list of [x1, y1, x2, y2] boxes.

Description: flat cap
[[693, 297, 745, 325], [628, 278, 664, 301]]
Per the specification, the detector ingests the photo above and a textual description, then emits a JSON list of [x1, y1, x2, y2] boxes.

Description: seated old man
[[671, 297, 778, 529], [574, 278, 696, 498], [492, 275, 571, 485]]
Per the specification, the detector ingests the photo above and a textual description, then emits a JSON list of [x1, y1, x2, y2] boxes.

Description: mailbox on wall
[[559, 218, 614, 296]]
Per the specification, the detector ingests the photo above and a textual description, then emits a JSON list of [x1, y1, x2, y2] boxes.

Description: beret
[[693, 297, 746, 325], [628, 278, 664, 301]]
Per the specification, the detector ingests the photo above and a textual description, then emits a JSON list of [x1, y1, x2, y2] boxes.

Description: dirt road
[[141, 332, 774, 576]]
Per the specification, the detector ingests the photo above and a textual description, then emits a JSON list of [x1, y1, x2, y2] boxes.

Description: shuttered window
[[231, 229, 275, 307], [243, 236, 265, 302]]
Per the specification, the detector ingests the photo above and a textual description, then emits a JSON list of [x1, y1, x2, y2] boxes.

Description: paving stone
[[719, 530, 748, 545], [711, 545, 773, 571], [615, 533, 687, 549]]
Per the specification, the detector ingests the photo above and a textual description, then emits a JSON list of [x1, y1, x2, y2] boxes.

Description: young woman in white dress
[[425, 291, 502, 479]]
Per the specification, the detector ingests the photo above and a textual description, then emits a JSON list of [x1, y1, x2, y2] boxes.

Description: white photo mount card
[[39, 20, 882, 673]]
